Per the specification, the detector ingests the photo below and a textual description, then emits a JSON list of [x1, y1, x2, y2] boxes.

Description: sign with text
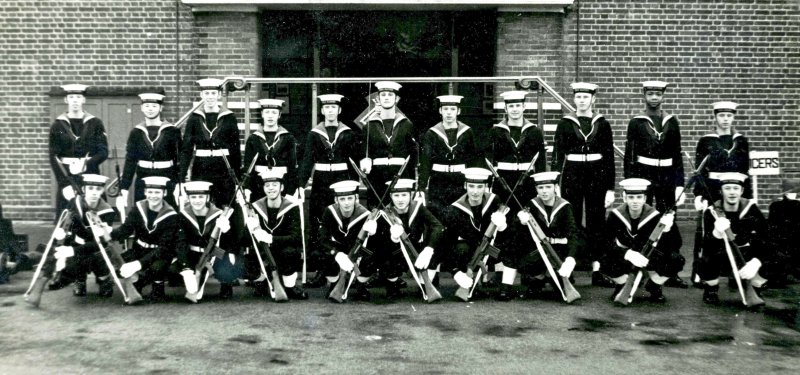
[[749, 151, 780, 176]]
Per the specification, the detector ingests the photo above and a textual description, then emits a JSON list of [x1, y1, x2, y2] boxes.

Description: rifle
[[113, 147, 126, 223], [485, 159, 581, 303], [23, 209, 71, 307], [220, 152, 288, 302], [328, 209, 379, 303], [349, 157, 442, 303], [688, 151, 764, 306], [451, 154, 538, 301], [184, 206, 234, 302], [86, 211, 143, 305]]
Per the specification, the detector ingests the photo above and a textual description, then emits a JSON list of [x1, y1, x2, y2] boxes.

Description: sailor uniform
[[59, 196, 116, 281], [419, 122, 479, 216], [250, 197, 303, 276], [362, 112, 418, 208], [511, 196, 580, 275], [440, 192, 503, 274], [698, 199, 767, 282], [120, 121, 181, 206], [318, 203, 372, 278], [373, 200, 444, 279], [488, 119, 547, 206], [176, 203, 241, 284], [111, 200, 180, 285], [244, 126, 299, 201]]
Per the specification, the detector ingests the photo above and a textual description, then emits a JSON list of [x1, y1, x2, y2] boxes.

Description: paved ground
[[2, 223, 799, 374]]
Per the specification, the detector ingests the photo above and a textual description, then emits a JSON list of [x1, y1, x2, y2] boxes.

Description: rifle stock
[[397, 234, 442, 303], [24, 209, 70, 306], [457, 219, 503, 302], [86, 211, 143, 305], [526, 218, 581, 303]]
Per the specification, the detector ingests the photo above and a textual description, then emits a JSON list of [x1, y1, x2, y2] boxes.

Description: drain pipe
[[575, 0, 580, 81], [175, 0, 181, 118]]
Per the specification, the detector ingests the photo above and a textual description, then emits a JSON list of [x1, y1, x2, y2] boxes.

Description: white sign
[[749, 151, 780, 176]]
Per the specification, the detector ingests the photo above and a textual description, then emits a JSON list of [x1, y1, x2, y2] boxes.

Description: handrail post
[[537, 84, 544, 129], [244, 84, 251, 141], [311, 83, 318, 130]]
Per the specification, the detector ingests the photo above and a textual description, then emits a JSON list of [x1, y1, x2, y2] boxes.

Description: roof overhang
[[181, 1, 574, 13]]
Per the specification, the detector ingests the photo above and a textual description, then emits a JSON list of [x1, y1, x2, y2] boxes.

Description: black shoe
[[98, 277, 114, 297], [703, 285, 720, 304], [592, 272, 616, 288], [520, 279, 544, 300], [727, 277, 737, 291], [149, 282, 166, 302], [645, 283, 666, 303], [664, 276, 689, 289], [48, 272, 70, 290], [219, 284, 234, 299], [495, 284, 515, 301], [304, 273, 327, 288], [350, 283, 371, 301], [252, 281, 270, 297], [73, 280, 87, 297], [385, 280, 404, 299], [286, 286, 309, 300]]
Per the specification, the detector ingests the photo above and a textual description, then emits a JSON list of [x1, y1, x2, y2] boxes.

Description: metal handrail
[[216, 76, 576, 140]]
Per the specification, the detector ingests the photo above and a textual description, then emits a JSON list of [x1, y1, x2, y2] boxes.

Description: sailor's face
[[644, 90, 664, 108], [465, 182, 487, 203], [262, 108, 281, 127], [391, 192, 411, 211], [536, 184, 556, 201], [379, 91, 398, 109], [505, 102, 524, 120], [574, 93, 595, 112], [189, 194, 209, 211], [336, 195, 356, 216], [722, 184, 743, 205], [264, 181, 282, 200], [624, 193, 646, 212], [64, 94, 85, 112], [715, 112, 735, 131], [200, 89, 220, 106], [439, 105, 460, 124], [141, 103, 162, 120], [145, 188, 165, 207], [83, 185, 105, 205], [321, 104, 340, 122]]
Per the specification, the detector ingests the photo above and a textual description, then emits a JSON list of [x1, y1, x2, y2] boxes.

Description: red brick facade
[[1, 1, 797, 220]]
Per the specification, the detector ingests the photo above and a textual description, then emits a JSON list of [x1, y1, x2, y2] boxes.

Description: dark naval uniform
[[299, 122, 361, 270], [488, 119, 547, 206], [419, 122, 478, 216], [602, 203, 684, 280], [244, 126, 299, 201], [767, 195, 800, 284], [111, 200, 181, 286], [250, 197, 303, 277], [60, 197, 116, 284], [512, 196, 579, 277], [179, 108, 241, 207], [624, 112, 685, 212], [362, 112, 418, 207], [698, 199, 767, 283], [175, 204, 241, 284], [694, 132, 752, 203], [317, 203, 372, 278], [48, 113, 108, 216], [440, 192, 503, 274], [373, 201, 444, 279], [120, 122, 181, 206]]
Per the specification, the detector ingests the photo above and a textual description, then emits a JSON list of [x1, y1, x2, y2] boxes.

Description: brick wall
[[496, 0, 800, 218], [0, 0, 196, 221]]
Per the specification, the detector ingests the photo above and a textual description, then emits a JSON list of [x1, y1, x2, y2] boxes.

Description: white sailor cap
[[714, 172, 748, 186], [387, 178, 416, 192], [81, 174, 109, 187], [196, 78, 224, 91], [531, 171, 561, 185], [712, 101, 738, 114], [641, 80, 669, 92], [141, 176, 171, 189], [570, 82, 599, 95], [500, 91, 529, 103], [330, 180, 360, 196], [61, 84, 89, 95], [619, 178, 651, 194], [462, 168, 492, 184], [183, 181, 213, 195], [258, 98, 284, 110], [256, 166, 287, 182], [138, 93, 165, 104], [437, 95, 464, 107], [375, 81, 402, 93], [318, 94, 344, 105]]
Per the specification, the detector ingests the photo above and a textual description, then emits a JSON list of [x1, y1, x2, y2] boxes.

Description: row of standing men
[[39, 79, 779, 306]]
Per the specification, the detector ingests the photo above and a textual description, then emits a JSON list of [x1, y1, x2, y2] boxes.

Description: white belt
[[74, 236, 86, 245], [497, 162, 532, 171], [432, 164, 466, 173], [550, 238, 568, 245], [195, 149, 230, 157], [566, 154, 602, 162], [60, 157, 84, 165], [255, 165, 287, 175], [138, 160, 174, 169], [189, 245, 204, 253], [137, 239, 158, 248], [315, 163, 348, 172], [637, 156, 673, 167], [373, 157, 406, 166]]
